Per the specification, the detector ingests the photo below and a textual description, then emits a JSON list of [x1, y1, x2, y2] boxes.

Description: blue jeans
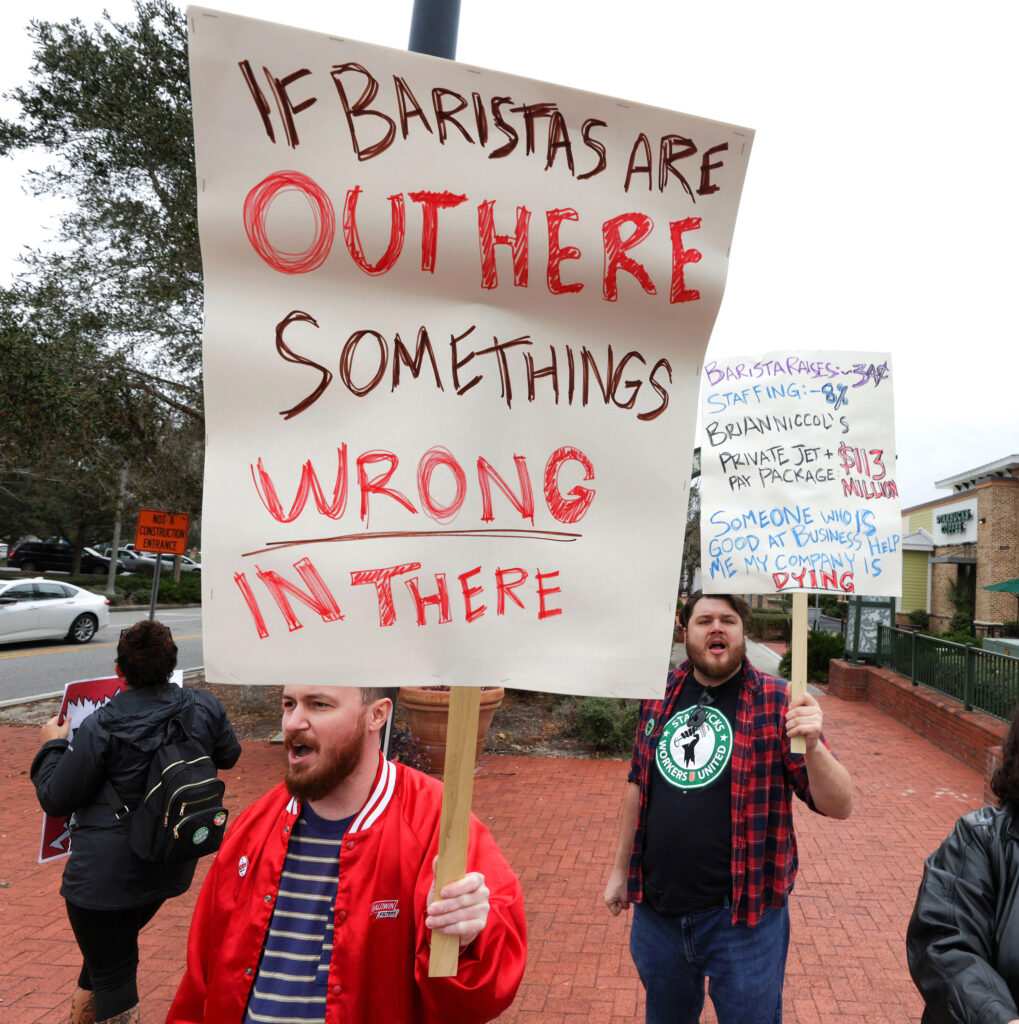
[[630, 900, 789, 1024]]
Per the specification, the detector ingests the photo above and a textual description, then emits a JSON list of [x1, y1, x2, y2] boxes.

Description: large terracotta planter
[[398, 687, 505, 776]]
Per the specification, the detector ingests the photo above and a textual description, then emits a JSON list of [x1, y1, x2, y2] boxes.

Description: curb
[[110, 603, 203, 611], [0, 690, 63, 709], [0, 667, 204, 711]]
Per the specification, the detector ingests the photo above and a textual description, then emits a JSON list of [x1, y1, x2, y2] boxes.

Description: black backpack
[[108, 715, 229, 864]]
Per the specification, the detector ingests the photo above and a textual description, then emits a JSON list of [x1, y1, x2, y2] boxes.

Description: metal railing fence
[[877, 625, 1019, 720]]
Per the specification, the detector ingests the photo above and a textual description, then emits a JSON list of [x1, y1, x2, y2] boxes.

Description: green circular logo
[[645, 717, 655, 737], [655, 704, 734, 790], [192, 825, 210, 845]]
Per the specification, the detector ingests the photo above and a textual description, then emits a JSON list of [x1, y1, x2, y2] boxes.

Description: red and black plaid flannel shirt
[[627, 658, 825, 927]]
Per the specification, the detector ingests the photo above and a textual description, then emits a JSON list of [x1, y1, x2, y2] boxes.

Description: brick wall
[[986, 745, 1003, 805], [977, 480, 1019, 624], [828, 659, 1008, 777]]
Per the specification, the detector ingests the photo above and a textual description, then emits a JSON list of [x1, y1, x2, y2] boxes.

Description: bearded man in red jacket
[[168, 686, 526, 1024]]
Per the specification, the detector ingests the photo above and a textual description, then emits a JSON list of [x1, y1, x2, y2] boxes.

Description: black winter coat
[[31, 683, 241, 910], [907, 805, 1019, 1023]]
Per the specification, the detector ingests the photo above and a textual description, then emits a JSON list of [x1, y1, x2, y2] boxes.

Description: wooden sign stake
[[428, 685, 482, 978], [790, 592, 808, 754]]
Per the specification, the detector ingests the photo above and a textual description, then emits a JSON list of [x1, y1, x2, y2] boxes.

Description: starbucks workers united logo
[[656, 705, 734, 790]]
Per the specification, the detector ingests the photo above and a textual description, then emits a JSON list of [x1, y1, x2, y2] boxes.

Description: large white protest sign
[[700, 352, 901, 597], [188, 8, 753, 697]]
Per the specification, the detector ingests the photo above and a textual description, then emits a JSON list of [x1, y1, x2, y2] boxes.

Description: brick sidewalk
[[0, 692, 984, 1023]]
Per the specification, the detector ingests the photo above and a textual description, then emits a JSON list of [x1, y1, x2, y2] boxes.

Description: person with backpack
[[31, 619, 241, 1024]]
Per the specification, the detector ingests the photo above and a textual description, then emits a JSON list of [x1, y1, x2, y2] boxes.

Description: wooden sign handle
[[428, 686, 482, 978], [790, 592, 808, 754]]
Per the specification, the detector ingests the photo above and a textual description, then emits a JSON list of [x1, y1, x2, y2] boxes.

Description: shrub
[[748, 610, 791, 641], [949, 610, 974, 635], [387, 722, 431, 773], [908, 609, 930, 630], [73, 571, 201, 605], [819, 596, 846, 620], [777, 630, 846, 682], [567, 697, 640, 754], [939, 631, 982, 648]]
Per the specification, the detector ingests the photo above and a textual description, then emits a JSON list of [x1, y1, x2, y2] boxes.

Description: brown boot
[[69, 987, 96, 1024], [97, 1005, 140, 1023]]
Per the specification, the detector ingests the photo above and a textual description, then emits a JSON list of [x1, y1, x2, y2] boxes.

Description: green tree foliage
[[1, 282, 126, 554], [947, 573, 976, 636], [0, 0, 200, 377], [0, 281, 203, 558], [0, 1, 203, 551]]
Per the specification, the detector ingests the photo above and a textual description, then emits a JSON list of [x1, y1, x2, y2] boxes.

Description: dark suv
[[8, 541, 116, 574]]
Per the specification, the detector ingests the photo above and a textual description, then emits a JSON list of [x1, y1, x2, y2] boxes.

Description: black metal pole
[[148, 554, 162, 622], [409, 0, 461, 60]]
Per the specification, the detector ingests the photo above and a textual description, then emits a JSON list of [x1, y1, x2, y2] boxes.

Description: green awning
[[986, 578, 1019, 594]]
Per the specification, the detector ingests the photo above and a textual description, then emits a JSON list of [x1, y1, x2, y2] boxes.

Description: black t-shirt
[[642, 668, 743, 915]]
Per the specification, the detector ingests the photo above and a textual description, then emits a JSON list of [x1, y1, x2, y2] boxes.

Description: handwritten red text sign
[[188, 8, 754, 697]]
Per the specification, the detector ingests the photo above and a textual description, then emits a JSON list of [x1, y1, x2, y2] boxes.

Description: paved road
[[0, 607, 202, 704], [808, 607, 845, 634]]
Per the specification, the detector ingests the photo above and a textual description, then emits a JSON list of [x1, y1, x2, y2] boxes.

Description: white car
[[0, 578, 111, 645]]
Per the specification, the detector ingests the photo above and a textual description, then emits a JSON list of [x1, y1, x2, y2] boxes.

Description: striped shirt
[[244, 803, 352, 1024]]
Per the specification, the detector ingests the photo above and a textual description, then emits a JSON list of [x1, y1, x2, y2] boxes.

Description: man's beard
[[284, 713, 367, 801], [687, 637, 746, 683]]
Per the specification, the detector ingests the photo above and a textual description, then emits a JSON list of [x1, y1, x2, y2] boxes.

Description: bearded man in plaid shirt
[[603, 593, 853, 1024]]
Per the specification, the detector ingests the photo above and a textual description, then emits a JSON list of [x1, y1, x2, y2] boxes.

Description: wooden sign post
[[789, 592, 808, 755], [408, 6, 477, 979], [428, 686, 482, 978]]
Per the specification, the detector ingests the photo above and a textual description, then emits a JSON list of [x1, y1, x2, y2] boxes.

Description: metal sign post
[[409, 0, 461, 58], [148, 555, 162, 621]]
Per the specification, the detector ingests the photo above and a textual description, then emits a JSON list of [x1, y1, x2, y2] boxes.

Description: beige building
[[901, 455, 1019, 633]]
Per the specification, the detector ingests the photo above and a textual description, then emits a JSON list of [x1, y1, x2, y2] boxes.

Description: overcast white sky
[[2, 0, 1016, 507]]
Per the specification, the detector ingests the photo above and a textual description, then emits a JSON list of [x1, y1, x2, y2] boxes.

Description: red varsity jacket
[[167, 754, 526, 1023]]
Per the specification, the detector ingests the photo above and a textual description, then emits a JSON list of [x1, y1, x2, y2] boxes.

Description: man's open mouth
[[707, 640, 728, 654], [287, 742, 317, 763]]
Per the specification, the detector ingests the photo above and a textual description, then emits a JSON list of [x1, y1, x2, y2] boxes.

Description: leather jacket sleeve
[[906, 814, 1019, 1023]]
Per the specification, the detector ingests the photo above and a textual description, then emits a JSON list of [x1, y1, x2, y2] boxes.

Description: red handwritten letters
[[238, 444, 585, 638], [242, 171, 703, 305]]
